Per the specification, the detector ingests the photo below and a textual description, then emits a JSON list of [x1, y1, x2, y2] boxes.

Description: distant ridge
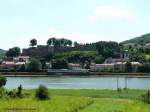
[[0, 49, 6, 59], [121, 33, 150, 46]]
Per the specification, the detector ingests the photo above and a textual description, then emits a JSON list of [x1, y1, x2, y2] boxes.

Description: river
[[5, 76, 150, 90]]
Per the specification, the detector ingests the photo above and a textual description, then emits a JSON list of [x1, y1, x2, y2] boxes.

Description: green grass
[[0, 89, 149, 112], [46, 89, 146, 99], [0, 96, 93, 112], [145, 55, 150, 59], [79, 98, 150, 112]]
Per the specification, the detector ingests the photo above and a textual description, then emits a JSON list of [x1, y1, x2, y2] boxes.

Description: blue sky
[[0, 0, 150, 50]]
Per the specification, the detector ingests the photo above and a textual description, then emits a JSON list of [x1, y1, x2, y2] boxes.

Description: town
[[0, 36, 149, 75]]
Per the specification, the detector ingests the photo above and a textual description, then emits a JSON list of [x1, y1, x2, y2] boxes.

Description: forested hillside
[[121, 33, 150, 46], [0, 49, 6, 59]]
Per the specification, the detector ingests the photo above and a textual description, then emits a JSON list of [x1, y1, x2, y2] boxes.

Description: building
[[104, 50, 129, 64], [1, 56, 30, 68], [69, 63, 82, 69], [90, 64, 114, 71], [1, 61, 15, 68], [13, 56, 30, 63], [90, 61, 141, 72], [114, 62, 141, 72], [104, 57, 128, 64]]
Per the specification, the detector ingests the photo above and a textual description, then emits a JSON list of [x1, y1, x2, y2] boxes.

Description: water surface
[[5, 76, 150, 89]]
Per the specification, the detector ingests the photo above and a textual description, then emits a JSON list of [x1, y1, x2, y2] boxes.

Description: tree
[[60, 38, 66, 46], [45, 52, 53, 62], [129, 51, 146, 63], [17, 85, 23, 97], [137, 64, 150, 73], [125, 61, 133, 72], [47, 38, 52, 46], [0, 76, 7, 88], [84, 61, 90, 69], [40, 58, 47, 69], [51, 59, 69, 69], [47, 38, 72, 47], [35, 85, 49, 100], [95, 41, 120, 58], [94, 55, 105, 64], [74, 41, 79, 47], [54, 39, 61, 47], [47, 37, 57, 46], [27, 58, 42, 72], [6, 47, 21, 57], [67, 40, 72, 46], [141, 90, 150, 104], [18, 64, 26, 72], [30, 39, 37, 47], [80, 55, 91, 68]]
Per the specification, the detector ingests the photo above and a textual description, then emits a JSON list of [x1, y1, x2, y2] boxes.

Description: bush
[[27, 58, 42, 72], [125, 61, 133, 72], [0, 76, 7, 87], [141, 90, 150, 104], [137, 64, 150, 73], [35, 85, 49, 100], [94, 55, 105, 64], [117, 88, 122, 92], [8, 89, 17, 98], [0, 87, 6, 97], [51, 59, 69, 69], [17, 85, 23, 97], [100, 68, 114, 72], [7, 85, 24, 98], [17, 64, 26, 72]]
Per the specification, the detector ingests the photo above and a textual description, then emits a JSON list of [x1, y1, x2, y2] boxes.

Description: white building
[[13, 56, 30, 63], [90, 64, 114, 71], [1, 56, 30, 68], [90, 62, 141, 72], [69, 63, 82, 69]]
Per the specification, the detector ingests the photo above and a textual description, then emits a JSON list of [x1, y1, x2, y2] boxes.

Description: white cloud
[[90, 5, 135, 22]]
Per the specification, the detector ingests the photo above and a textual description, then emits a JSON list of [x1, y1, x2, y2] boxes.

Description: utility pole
[[117, 77, 119, 90], [125, 77, 127, 89]]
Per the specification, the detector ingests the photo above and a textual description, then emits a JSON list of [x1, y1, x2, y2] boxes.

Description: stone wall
[[22, 45, 94, 58]]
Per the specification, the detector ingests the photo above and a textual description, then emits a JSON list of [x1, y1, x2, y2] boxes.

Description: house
[[90, 49, 141, 72], [69, 63, 82, 69], [90, 64, 114, 71], [1, 61, 16, 68], [114, 62, 141, 72], [145, 43, 150, 47], [1, 56, 30, 68], [13, 56, 30, 63], [104, 50, 129, 64], [90, 61, 141, 72], [104, 57, 128, 64]]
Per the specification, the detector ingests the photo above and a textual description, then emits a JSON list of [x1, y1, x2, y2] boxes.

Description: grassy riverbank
[[0, 89, 150, 112], [43, 89, 147, 99]]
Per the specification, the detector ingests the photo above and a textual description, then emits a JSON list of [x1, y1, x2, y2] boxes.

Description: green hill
[[0, 49, 6, 59], [121, 33, 150, 46]]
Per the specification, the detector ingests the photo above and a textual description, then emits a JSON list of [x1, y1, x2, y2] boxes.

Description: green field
[[79, 98, 150, 112], [145, 55, 150, 59], [0, 89, 149, 112]]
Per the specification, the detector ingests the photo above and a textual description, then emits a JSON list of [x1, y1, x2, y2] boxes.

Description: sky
[[0, 0, 150, 50]]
